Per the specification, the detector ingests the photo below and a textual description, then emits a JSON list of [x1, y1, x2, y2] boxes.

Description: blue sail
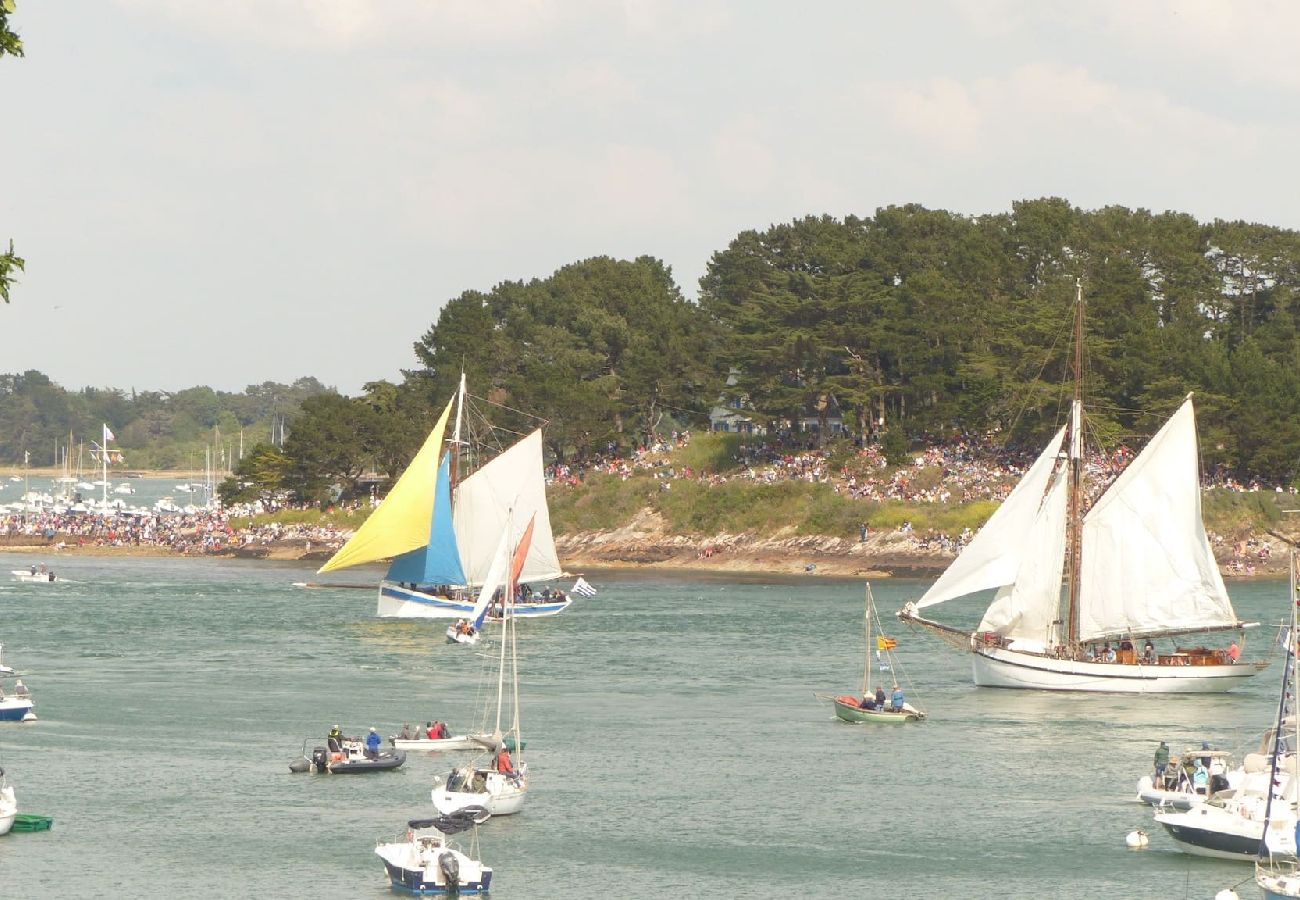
[[385, 454, 467, 585]]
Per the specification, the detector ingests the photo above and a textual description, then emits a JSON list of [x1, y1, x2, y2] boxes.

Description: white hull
[[0, 784, 14, 836], [446, 626, 480, 645], [377, 584, 572, 620], [9, 571, 57, 584], [392, 735, 482, 753], [1134, 775, 1206, 810], [971, 647, 1259, 694], [432, 768, 528, 817]]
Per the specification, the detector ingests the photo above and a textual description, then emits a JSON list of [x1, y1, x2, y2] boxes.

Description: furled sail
[[976, 463, 1069, 642], [453, 430, 562, 586], [1077, 396, 1237, 641], [317, 396, 456, 573], [914, 426, 1068, 610]]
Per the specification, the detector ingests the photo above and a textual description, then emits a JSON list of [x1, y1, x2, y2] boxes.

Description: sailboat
[[897, 283, 1264, 694], [317, 376, 570, 620], [1255, 555, 1300, 894], [431, 517, 533, 817], [816, 584, 925, 722]]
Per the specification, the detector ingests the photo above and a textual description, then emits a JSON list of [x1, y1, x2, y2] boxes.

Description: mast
[[450, 372, 466, 489], [862, 586, 872, 698], [1065, 280, 1085, 647]]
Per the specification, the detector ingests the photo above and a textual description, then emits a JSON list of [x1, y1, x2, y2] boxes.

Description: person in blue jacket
[[365, 727, 382, 759], [891, 685, 905, 711]]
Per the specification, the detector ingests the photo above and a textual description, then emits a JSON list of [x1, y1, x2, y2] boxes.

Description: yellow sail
[[317, 395, 456, 573]]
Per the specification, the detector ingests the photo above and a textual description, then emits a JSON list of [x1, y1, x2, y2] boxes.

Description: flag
[[875, 650, 891, 672], [877, 635, 898, 651], [103, 424, 115, 442], [571, 577, 597, 597]]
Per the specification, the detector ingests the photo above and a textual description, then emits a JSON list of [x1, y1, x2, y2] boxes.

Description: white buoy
[[1214, 889, 1240, 900], [1125, 829, 1149, 849]]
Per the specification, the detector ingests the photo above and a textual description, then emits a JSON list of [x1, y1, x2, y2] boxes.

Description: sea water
[[0, 556, 1284, 898]]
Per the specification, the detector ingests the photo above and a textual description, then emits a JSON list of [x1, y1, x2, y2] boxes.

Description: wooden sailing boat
[[897, 281, 1264, 693], [317, 375, 569, 620], [817, 584, 926, 723]]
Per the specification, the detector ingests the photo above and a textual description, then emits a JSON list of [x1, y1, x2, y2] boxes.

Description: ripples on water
[[0, 556, 1286, 898]]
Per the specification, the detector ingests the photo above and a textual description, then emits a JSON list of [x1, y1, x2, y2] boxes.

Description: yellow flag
[[877, 636, 898, 650]]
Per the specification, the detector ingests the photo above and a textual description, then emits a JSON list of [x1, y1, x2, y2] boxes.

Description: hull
[[432, 768, 528, 817], [0, 699, 35, 722], [375, 839, 492, 895], [1134, 775, 1204, 810], [827, 696, 923, 723], [392, 736, 482, 753], [0, 785, 14, 836], [445, 626, 479, 646], [378, 584, 571, 620], [329, 752, 405, 773], [971, 647, 1260, 694], [9, 571, 56, 583], [1259, 870, 1300, 899], [1156, 815, 1262, 861]]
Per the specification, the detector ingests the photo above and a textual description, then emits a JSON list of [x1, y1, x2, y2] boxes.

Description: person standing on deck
[[365, 727, 381, 759], [1154, 741, 1170, 780], [891, 684, 905, 711], [874, 685, 886, 709]]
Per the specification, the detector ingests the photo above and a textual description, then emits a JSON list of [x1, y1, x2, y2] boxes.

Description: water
[[0, 557, 1287, 898], [0, 475, 211, 512]]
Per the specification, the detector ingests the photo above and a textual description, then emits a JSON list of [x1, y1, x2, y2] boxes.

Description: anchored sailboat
[[317, 377, 569, 620], [897, 283, 1264, 694]]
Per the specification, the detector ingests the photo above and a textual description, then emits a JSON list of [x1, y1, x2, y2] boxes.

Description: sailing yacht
[[318, 376, 570, 620], [897, 283, 1264, 694], [431, 522, 533, 817]]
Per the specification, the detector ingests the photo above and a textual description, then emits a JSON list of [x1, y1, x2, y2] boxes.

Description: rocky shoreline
[[2, 525, 1290, 581]]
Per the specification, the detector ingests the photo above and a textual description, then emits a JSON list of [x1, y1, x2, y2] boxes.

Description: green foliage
[[217, 443, 291, 505], [0, 239, 23, 304], [676, 432, 743, 473]]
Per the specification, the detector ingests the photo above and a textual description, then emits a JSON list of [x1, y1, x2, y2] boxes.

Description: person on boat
[[328, 725, 343, 751], [495, 747, 520, 785], [432, 721, 450, 739], [365, 727, 382, 760], [1102, 643, 1116, 663], [859, 695, 876, 710], [1193, 760, 1210, 794], [28, 565, 36, 576], [874, 685, 886, 709], [1227, 641, 1241, 663], [1154, 741, 1170, 779], [1199, 741, 1213, 766], [398, 723, 414, 740], [891, 684, 904, 711], [1142, 640, 1156, 664], [425, 721, 437, 739]]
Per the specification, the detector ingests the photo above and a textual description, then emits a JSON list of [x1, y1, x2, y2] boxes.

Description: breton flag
[[571, 577, 597, 597], [876, 635, 898, 651], [91, 424, 124, 464]]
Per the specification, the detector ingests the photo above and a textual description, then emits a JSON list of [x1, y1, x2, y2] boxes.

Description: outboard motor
[[437, 850, 460, 893], [310, 746, 330, 772]]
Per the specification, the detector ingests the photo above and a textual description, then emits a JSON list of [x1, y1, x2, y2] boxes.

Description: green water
[[0, 556, 1285, 898]]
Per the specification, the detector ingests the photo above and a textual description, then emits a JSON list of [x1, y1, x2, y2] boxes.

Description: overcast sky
[[4, 1, 1300, 396]]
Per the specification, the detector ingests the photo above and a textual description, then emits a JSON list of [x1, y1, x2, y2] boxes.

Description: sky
[[4, 0, 1300, 396]]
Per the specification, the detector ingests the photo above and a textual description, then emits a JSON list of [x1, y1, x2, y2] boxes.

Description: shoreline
[[1, 531, 1289, 582]]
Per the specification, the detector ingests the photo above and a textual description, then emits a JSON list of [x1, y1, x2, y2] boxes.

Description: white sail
[[1077, 397, 1237, 641], [453, 430, 562, 586], [976, 463, 1069, 643], [915, 426, 1068, 610], [468, 529, 512, 628]]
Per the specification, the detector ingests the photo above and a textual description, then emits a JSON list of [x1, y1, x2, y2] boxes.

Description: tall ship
[[897, 283, 1264, 693]]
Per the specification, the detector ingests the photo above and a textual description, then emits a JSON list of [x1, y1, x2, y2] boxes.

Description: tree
[[217, 443, 292, 506], [1, 2, 24, 303], [280, 393, 376, 504]]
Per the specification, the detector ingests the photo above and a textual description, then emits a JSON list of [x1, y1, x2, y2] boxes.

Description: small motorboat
[[9, 568, 58, 584], [391, 724, 482, 753], [0, 647, 36, 723], [445, 620, 481, 645], [1134, 747, 1242, 810], [289, 738, 406, 774], [375, 808, 493, 894]]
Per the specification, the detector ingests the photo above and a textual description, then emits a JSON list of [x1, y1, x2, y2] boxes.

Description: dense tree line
[[0, 373, 332, 469], [15, 200, 1300, 504]]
